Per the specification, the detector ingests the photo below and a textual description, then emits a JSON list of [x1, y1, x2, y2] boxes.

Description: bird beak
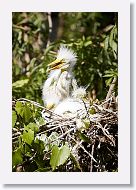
[[47, 59, 64, 71]]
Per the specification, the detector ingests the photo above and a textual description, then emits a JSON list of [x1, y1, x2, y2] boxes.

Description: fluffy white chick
[[42, 45, 77, 109], [54, 86, 88, 118]]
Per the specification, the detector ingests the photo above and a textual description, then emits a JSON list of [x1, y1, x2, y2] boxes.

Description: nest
[[12, 95, 118, 172]]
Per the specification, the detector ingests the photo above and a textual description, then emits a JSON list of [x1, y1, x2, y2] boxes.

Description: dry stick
[[46, 12, 52, 47], [105, 77, 117, 109], [80, 144, 97, 163], [70, 136, 97, 163], [95, 123, 115, 146], [41, 127, 76, 147], [93, 103, 117, 117], [12, 132, 21, 138], [90, 144, 95, 172], [82, 100, 90, 119], [37, 125, 62, 136]]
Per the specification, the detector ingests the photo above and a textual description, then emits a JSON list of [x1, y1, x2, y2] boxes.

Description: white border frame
[[0, 0, 130, 184]]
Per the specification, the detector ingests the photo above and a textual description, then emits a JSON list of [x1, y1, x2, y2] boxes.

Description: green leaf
[[112, 41, 117, 53], [23, 105, 32, 123], [15, 102, 23, 115], [12, 148, 23, 167], [103, 73, 114, 78], [70, 152, 82, 171], [50, 145, 59, 171], [15, 102, 32, 123], [104, 36, 109, 51], [105, 77, 113, 87], [57, 144, 70, 166], [25, 122, 39, 133], [111, 41, 117, 59], [38, 117, 46, 126], [84, 41, 92, 47], [83, 119, 90, 129], [109, 29, 114, 47], [12, 111, 17, 127], [22, 129, 34, 145], [47, 132, 60, 150], [33, 138, 45, 154], [79, 132, 92, 143], [89, 108, 96, 114], [50, 144, 70, 171], [12, 79, 29, 88]]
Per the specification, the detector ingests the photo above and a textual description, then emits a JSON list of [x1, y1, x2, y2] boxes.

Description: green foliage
[[50, 144, 70, 171], [12, 79, 29, 88], [15, 102, 32, 123], [78, 132, 91, 144], [12, 12, 118, 102], [25, 123, 39, 133], [12, 111, 17, 127], [12, 147, 23, 167], [22, 129, 34, 145]]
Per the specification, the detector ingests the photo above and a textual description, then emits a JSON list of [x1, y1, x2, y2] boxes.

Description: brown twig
[[90, 143, 95, 171], [46, 12, 53, 47], [105, 77, 117, 109]]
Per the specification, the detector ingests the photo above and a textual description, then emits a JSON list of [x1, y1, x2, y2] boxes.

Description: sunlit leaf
[[12, 79, 29, 88], [12, 148, 23, 167], [15, 102, 24, 116], [23, 106, 32, 123], [89, 108, 96, 114], [12, 111, 17, 127], [84, 41, 92, 47], [105, 77, 113, 87], [25, 122, 39, 133], [22, 129, 34, 145], [104, 36, 109, 51], [15, 102, 32, 123], [83, 119, 90, 129], [79, 132, 91, 143], [50, 144, 70, 171]]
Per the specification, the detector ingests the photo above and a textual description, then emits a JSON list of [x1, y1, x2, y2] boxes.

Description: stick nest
[[12, 96, 118, 172]]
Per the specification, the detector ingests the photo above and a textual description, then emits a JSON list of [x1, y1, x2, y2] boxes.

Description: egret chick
[[42, 45, 77, 109], [54, 86, 88, 118]]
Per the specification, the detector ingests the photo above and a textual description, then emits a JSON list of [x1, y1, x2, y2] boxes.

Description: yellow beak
[[47, 59, 64, 71]]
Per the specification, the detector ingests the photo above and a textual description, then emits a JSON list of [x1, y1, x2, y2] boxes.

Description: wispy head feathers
[[57, 45, 77, 64]]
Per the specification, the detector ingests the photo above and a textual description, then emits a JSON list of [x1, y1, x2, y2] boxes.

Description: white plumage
[[42, 45, 88, 118], [42, 45, 77, 109], [54, 86, 88, 118]]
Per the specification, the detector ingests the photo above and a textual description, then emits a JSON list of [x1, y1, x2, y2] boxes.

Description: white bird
[[54, 86, 88, 117], [42, 45, 89, 120], [42, 45, 77, 110]]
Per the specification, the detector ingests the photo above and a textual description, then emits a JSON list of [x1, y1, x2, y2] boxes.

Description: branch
[[105, 77, 117, 108], [46, 12, 53, 47]]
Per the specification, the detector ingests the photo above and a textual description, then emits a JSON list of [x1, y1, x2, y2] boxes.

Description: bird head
[[72, 87, 87, 100], [47, 45, 77, 72]]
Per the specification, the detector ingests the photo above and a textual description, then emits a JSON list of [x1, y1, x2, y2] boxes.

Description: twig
[[105, 77, 117, 108], [70, 136, 97, 163], [47, 12, 52, 47], [95, 123, 115, 146], [90, 144, 95, 171], [79, 144, 97, 163], [37, 125, 64, 136]]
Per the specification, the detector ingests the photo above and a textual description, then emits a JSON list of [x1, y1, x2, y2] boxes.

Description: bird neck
[[49, 69, 61, 78]]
